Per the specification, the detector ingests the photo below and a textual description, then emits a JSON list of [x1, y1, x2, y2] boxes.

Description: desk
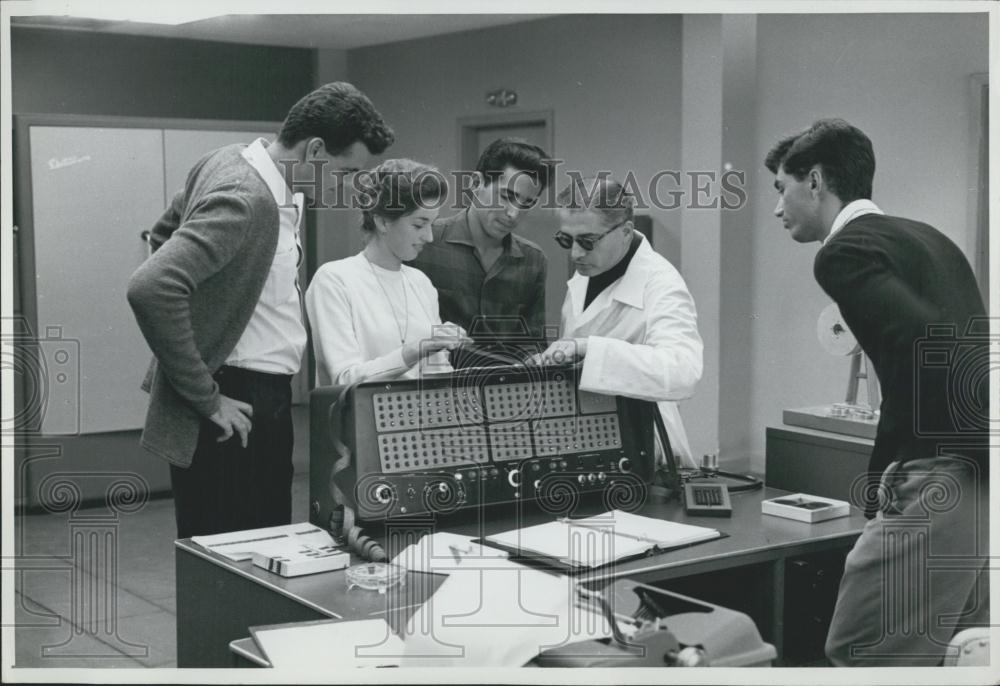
[[176, 486, 867, 667]]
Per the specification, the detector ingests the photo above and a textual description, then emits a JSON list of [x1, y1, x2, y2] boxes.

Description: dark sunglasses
[[554, 220, 628, 251]]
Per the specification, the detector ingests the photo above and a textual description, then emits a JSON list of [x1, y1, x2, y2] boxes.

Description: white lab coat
[[561, 235, 703, 468]]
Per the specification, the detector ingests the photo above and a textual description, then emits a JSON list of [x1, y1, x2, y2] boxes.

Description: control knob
[[507, 469, 521, 488], [374, 484, 393, 504]]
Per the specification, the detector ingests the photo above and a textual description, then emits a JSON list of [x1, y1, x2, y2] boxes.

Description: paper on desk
[[390, 531, 510, 575], [398, 565, 612, 667], [191, 522, 337, 562], [251, 618, 404, 669]]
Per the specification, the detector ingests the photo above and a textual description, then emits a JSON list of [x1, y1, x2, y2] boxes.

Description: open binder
[[480, 510, 721, 571]]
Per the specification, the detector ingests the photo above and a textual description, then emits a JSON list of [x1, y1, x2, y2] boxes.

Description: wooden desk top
[[177, 486, 867, 623]]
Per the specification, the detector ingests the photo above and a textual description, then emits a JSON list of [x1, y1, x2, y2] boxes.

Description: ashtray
[[345, 562, 405, 593]]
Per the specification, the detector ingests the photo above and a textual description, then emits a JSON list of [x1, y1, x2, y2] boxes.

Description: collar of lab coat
[[567, 233, 653, 320]]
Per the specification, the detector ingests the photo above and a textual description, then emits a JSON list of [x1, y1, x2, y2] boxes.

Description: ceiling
[[10, 13, 554, 50]]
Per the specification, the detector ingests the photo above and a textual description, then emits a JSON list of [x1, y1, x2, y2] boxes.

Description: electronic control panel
[[310, 365, 656, 523]]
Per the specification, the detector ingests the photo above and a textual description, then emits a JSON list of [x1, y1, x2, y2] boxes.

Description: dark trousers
[[170, 365, 294, 538]]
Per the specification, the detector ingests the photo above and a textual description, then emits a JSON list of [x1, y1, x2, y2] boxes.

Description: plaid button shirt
[[408, 210, 547, 340]]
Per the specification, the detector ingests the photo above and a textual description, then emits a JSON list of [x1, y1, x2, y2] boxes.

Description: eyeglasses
[[554, 220, 628, 251]]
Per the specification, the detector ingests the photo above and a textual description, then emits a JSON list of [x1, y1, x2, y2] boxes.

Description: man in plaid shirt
[[409, 138, 555, 343]]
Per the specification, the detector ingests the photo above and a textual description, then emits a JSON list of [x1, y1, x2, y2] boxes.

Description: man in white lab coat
[[531, 176, 703, 468]]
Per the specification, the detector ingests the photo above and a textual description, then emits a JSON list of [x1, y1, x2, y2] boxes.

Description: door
[[458, 113, 564, 337]]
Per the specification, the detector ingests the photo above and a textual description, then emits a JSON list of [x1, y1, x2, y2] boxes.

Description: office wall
[[11, 27, 315, 120], [312, 50, 354, 270], [744, 13, 989, 469], [332, 14, 684, 268]]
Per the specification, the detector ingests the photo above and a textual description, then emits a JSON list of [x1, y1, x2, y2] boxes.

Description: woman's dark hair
[[764, 118, 875, 202], [356, 159, 448, 235], [277, 82, 395, 156]]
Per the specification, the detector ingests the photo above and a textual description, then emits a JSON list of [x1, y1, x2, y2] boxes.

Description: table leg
[[769, 559, 785, 666]]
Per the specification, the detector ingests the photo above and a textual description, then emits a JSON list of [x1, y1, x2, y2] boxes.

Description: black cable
[[650, 403, 682, 495], [679, 466, 763, 493]]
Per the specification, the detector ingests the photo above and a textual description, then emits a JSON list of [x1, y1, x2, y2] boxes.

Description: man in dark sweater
[[765, 119, 989, 666], [127, 83, 394, 538]]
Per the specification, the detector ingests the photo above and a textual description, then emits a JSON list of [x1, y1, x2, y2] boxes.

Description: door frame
[[966, 73, 988, 303], [456, 109, 555, 174]]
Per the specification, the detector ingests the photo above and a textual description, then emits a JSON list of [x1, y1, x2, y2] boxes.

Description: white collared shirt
[[824, 199, 884, 245], [225, 138, 307, 374], [561, 235, 704, 467]]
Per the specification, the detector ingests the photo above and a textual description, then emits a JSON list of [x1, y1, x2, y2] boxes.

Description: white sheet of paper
[[252, 619, 404, 669], [192, 522, 336, 562], [390, 531, 510, 575], [398, 566, 611, 667]]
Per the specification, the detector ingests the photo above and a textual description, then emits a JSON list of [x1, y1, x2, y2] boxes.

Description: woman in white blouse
[[305, 159, 468, 386]]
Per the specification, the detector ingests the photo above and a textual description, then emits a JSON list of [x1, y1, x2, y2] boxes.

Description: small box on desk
[[762, 493, 850, 523]]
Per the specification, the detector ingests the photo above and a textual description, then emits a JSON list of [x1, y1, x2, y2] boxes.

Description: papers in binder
[[191, 522, 339, 562], [251, 542, 349, 577], [483, 510, 720, 569]]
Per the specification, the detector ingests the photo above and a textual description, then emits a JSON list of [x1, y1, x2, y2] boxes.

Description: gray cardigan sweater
[[127, 144, 281, 467]]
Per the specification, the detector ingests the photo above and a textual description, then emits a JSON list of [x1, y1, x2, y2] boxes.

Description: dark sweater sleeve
[[127, 191, 254, 418], [148, 190, 185, 251], [813, 231, 937, 341]]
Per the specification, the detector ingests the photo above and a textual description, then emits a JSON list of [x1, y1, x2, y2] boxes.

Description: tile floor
[[12, 407, 312, 669]]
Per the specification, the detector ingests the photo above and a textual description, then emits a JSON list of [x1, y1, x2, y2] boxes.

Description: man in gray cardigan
[[127, 82, 394, 537]]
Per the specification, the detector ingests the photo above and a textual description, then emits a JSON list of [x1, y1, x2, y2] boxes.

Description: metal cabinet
[[13, 116, 283, 509]]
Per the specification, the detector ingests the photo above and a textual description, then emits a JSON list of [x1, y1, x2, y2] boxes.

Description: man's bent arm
[[127, 192, 254, 417]]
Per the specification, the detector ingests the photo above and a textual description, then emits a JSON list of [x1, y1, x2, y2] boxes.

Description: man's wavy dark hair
[[476, 137, 555, 190], [764, 118, 875, 202], [278, 82, 395, 155]]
